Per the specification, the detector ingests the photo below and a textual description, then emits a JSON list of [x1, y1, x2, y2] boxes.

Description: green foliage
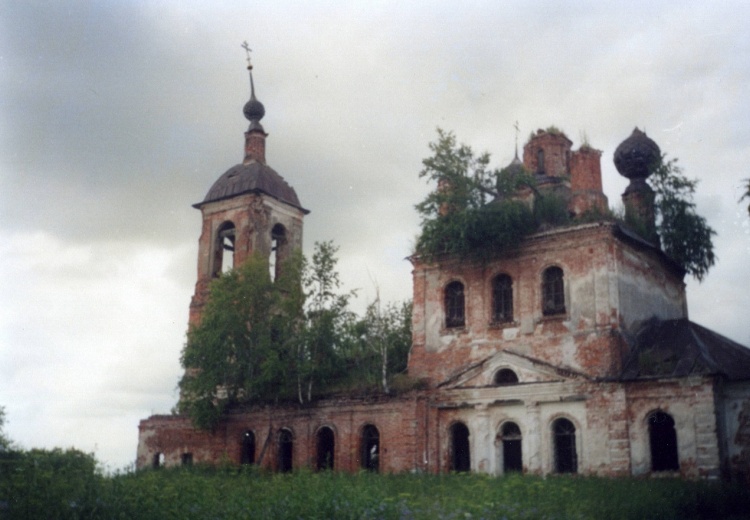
[[178, 243, 414, 429], [415, 129, 572, 261], [178, 253, 301, 429], [0, 448, 100, 519], [296, 241, 356, 403], [533, 192, 571, 228], [3, 465, 749, 519], [0, 406, 11, 452], [353, 298, 412, 394], [649, 156, 716, 281]]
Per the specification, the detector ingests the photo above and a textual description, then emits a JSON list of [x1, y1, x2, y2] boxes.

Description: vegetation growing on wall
[[415, 129, 717, 281], [414, 129, 538, 261], [178, 243, 412, 431], [649, 156, 716, 281]]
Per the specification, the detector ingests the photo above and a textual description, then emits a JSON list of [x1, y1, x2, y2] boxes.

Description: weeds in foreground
[[1, 456, 748, 520]]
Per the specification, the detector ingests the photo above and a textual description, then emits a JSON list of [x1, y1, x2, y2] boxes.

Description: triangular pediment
[[438, 349, 590, 389]]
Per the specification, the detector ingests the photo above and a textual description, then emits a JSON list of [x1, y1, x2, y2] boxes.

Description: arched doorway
[[361, 425, 380, 472], [552, 418, 577, 474], [240, 430, 255, 465], [277, 429, 293, 473], [316, 426, 335, 471], [648, 411, 679, 472], [499, 422, 522, 473], [450, 422, 470, 472]]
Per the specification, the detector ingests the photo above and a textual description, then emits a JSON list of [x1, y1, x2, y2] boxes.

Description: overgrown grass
[[2, 455, 749, 520]]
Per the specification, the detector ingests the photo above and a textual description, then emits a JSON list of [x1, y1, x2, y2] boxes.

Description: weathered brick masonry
[[137, 73, 750, 481]]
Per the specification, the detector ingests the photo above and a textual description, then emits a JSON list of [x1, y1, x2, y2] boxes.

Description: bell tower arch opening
[[212, 221, 236, 277], [270, 223, 287, 281]]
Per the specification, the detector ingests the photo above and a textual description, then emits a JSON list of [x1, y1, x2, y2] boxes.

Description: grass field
[[2, 451, 749, 520]]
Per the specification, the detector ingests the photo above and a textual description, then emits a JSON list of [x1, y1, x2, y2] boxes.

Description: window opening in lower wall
[[277, 429, 293, 473], [648, 411, 679, 472], [152, 452, 165, 469], [316, 426, 335, 471], [181, 452, 193, 466], [552, 418, 577, 473], [361, 424, 380, 472], [499, 422, 522, 473], [450, 422, 471, 472], [241, 430, 255, 465]]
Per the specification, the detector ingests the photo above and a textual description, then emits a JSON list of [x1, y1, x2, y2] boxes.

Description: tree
[[415, 129, 536, 260], [0, 406, 11, 452], [296, 241, 356, 403], [649, 156, 716, 282], [360, 294, 412, 394], [178, 253, 302, 430]]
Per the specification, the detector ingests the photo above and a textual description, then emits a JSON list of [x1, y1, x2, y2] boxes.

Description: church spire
[[241, 42, 267, 164]]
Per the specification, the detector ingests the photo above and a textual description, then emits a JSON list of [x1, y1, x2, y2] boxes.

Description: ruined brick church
[[137, 65, 750, 480]]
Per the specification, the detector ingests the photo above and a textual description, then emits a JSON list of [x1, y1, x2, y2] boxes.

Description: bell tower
[[188, 49, 309, 326]]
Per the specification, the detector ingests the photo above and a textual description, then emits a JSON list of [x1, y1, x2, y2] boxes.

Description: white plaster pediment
[[439, 348, 588, 389]]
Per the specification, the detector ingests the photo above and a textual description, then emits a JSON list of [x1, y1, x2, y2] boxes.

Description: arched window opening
[[553, 418, 577, 474], [537, 149, 545, 174], [181, 452, 193, 466], [499, 422, 522, 473], [277, 429, 293, 473], [270, 223, 286, 282], [152, 452, 165, 469], [445, 281, 465, 328], [212, 222, 236, 277], [494, 368, 519, 386], [648, 411, 679, 472], [450, 422, 471, 472], [241, 430, 255, 465], [492, 274, 513, 323], [542, 266, 565, 316], [361, 425, 380, 472], [316, 427, 335, 471]]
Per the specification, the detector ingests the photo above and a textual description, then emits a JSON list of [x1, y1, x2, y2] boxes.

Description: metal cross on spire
[[241, 41, 253, 69]]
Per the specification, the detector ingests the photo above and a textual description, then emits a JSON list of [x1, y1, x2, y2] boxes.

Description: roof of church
[[193, 161, 307, 212], [621, 318, 750, 381]]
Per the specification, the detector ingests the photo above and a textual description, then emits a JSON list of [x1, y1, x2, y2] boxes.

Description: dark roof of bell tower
[[194, 161, 307, 212]]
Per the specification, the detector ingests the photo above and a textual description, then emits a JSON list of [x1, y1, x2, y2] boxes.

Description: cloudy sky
[[1, 1, 748, 470]]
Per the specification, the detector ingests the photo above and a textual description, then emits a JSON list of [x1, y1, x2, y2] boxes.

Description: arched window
[[493, 368, 519, 386], [277, 429, 293, 473], [361, 424, 380, 472], [499, 422, 522, 473], [152, 452, 165, 469], [445, 281, 465, 328], [212, 221, 236, 277], [648, 411, 679, 472], [316, 426, 335, 471], [492, 274, 513, 323], [537, 149, 545, 174], [552, 418, 577, 473], [542, 266, 565, 315], [240, 430, 255, 465], [270, 223, 286, 282], [450, 422, 471, 472]]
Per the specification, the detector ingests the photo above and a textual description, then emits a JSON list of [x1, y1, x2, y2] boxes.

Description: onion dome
[[614, 128, 660, 181], [243, 67, 265, 132]]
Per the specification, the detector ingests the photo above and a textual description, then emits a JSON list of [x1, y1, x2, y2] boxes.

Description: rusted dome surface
[[614, 128, 661, 179], [195, 161, 305, 211]]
